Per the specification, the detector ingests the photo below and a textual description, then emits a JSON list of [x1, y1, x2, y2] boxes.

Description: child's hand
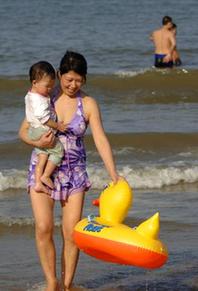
[[57, 121, 67, 132]]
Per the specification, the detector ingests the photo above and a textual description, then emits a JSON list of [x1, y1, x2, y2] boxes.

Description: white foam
[[0, 216, 34, 226], [27, 282, 46, 291], [88, 165, 198, 189], [120, 165, 198, 189], [0, 216, 61, 227], [1, 164, 198, 192], [0, 169, 27, 191], [114, 68, 149, 78]]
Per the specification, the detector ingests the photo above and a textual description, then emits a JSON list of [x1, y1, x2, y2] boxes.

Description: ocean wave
[[121, 166, 198, 189], [0, 169, 27, 191], [2, 133, 198, 154], [115, 67, 190, 77], [0, 216, 34, 227], [0, 216, 60, 228], [1, 69, 198, 105], [27, 282, 47, 291], [1, 164, 198, 192], [114, 68, 149, 78], [87, 69, 198, 104]]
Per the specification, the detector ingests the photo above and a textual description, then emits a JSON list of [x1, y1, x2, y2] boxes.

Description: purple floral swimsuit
[[27, 89, 91, 200]]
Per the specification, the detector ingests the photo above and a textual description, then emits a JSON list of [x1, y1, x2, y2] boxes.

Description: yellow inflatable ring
[[73, 179, 168, 269]]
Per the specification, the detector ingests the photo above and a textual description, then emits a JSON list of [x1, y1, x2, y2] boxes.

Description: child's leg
[[40, 160, 57, 190], [34, 153, 49, 194], [41, 141, 64, 190]]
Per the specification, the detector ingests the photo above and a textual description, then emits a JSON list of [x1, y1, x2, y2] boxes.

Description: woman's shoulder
[[80, 91, 99, 118], [81, 91, 98, 106]]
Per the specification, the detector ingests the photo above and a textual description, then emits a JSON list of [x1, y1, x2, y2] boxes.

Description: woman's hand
[[163, 53, 172, 62], [111, 174, 124, 185], [36, 130, 55, 148], [18, 118, 56, 148]]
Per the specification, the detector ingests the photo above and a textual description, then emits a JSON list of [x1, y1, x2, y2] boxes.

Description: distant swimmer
[[170, 23, 182, 66], [150, 16, 176, 68]]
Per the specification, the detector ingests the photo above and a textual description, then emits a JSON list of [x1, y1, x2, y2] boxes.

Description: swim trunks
[[27, 88, 91, 200], [174, 58, 182, 66], [154, 54, 173, 68]]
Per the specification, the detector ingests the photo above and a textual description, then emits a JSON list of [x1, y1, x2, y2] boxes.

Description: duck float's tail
[[136, 212, 160, 240]]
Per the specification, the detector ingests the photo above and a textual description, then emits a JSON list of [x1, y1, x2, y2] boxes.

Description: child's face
[[32, 75, 55, 97]]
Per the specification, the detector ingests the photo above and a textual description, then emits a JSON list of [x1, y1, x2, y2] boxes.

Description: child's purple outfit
[[27, 89, 91, 200]]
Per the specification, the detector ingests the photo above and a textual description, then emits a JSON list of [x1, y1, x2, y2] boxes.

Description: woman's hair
[[171, 23, 177, 29], [29, 61, 56, 83], [59, 51, 87, 79], [162, 16, 172, 26]]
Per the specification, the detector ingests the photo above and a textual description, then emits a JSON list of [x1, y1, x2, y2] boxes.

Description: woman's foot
[[45, 279, 60, 291], [41, 175, 54, 189]]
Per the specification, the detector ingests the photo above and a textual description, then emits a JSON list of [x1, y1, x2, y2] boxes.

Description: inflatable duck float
[[73, 179, 168, 269]]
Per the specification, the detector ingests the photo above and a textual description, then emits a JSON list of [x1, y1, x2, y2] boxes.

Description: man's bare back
[[152, 28, 175, 55], [150, 16, 176, 67], [151, 27, 176, 61]]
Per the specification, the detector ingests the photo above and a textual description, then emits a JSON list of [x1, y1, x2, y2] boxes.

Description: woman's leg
[[30, 188, 59, 291], [61, 192, 84, 290]]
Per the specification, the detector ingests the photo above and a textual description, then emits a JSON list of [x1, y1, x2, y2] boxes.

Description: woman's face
[[59, 70, 85, 97]]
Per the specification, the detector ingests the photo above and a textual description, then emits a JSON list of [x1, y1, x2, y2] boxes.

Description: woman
[[170, 23, 182, 66], [19, 51, 120, 291]]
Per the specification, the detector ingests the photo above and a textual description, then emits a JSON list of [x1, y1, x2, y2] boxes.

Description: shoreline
[[1, 185, 198, 290]]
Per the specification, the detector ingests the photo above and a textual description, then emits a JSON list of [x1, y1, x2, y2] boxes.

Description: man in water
[[150, 16, 176, 68]]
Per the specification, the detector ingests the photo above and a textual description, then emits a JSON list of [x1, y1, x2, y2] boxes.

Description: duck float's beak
[[92, 198, 100, 206]]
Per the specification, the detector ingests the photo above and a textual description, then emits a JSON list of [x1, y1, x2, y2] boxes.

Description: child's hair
[[29, 61, 56, 83], [59, 51, 87, 80]]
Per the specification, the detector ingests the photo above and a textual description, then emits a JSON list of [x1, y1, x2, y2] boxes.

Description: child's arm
[[45, 119, 67, 132]]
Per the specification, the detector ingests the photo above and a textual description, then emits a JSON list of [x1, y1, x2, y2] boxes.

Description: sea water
[[0, 0, 198, 290]]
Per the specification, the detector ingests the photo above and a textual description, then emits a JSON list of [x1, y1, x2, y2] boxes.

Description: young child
[[25, 61, 67, 193]]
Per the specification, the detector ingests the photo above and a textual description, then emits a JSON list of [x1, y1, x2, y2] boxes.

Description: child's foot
[[34, 182, 49, 194], [41, 175, 54, 189]]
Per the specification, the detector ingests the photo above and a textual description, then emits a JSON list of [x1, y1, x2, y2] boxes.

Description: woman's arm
[[86, 97, 119, 183], [18, 118, 55, 148]]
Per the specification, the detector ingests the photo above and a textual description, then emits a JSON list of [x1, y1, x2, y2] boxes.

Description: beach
[[1, 0, 198, 290]]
